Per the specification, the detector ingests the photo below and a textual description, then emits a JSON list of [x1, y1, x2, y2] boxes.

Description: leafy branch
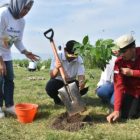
[[74, 36, 116, 71]]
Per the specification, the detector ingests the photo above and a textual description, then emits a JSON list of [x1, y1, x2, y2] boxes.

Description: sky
[[1, 0, 140, 59]]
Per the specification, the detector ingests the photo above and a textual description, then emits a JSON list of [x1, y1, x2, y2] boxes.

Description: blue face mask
[[8, 0, 34, 19]]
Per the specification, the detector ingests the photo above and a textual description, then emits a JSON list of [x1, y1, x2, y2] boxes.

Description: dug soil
[[51, 112, 93, 132]]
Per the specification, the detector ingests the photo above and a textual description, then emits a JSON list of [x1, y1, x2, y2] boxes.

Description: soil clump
[[51, 112, 93, 132]]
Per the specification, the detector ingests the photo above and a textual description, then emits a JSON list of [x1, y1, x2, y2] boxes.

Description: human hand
[[106, 111, 120, 123], [55, 58, 62, 69], [121, 68, 133, 76], [25, 51, 40, 62], [0, 57, 6, 76], [79, 81, 85, 90]]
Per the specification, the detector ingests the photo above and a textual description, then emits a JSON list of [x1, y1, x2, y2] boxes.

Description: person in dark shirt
[[107, 34, 140, 123]]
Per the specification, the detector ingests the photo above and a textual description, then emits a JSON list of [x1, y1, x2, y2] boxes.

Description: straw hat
[[115, 34, 135, 49]]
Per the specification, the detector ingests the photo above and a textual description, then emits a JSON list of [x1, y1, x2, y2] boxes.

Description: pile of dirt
[[51, 112, 93, 132]]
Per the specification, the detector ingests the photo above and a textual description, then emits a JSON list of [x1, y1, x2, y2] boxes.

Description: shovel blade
[[58, 82, 86, 116]]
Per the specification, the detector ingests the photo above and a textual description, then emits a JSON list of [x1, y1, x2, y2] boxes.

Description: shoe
[[80, 87, 89, 96], [5, 106, 16, 115], [54, 101, 64, 106], [0, 107, 5, 118]]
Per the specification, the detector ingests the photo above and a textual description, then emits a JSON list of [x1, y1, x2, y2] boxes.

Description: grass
[[0, 67, 140, 140]]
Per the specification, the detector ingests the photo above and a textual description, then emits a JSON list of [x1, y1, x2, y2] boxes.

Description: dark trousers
[[45, 79, 79, 104], [121, 94, 140, 119], [0, 61, 14, 107]]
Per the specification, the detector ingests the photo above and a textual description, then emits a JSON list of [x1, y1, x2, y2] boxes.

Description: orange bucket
[[15, 103, 38, 123]]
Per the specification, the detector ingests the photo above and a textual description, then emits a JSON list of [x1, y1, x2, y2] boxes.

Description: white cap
[[115, 34, 135, 49]]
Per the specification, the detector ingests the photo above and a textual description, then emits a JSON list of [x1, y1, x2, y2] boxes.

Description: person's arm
[[50, 57, 61, 78], [120, 67, 140, 77], [78, 75, 85, 90], [132, 70, 140, 77], [107, 69, 124, 123], [114, 74, 124, 111], [14, 20, 40, 61], [121, 68, 140, 77], [77, 56, 85, 89], [0, 56, 6, 76], [14, 36, 40, 61], [21, 49, 40, 61], [107, 60, 125, 123], [97, 71, 105, 87], [0, 9, 7, 76]]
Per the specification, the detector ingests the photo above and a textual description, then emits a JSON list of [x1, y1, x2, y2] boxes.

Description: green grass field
[[0, 67, 140, 140]]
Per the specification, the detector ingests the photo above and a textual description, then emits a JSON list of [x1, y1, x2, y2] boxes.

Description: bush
[[13, 59, 51, 70], [13, 59, 29, 68], [74, 36, 116, 70]]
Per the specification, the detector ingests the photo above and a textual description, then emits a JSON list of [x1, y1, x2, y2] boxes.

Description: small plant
[[74, 36, 116, 70]]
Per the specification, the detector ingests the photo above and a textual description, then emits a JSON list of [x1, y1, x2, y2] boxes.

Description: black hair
[[65, 40, 77, 54]]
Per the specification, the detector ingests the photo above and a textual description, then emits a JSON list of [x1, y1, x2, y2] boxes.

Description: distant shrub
[[36, 59, 51, 71], [13, 59, 29, 68], [13, 59, 51, 70]]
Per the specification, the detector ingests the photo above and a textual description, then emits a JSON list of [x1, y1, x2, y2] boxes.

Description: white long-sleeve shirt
[[0, 7, 26, 61], [97, 55, 117, 87], [50, 51, 85, 81]]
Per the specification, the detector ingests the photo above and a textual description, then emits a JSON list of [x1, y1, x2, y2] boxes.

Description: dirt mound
[[51, 112, 93, 132]]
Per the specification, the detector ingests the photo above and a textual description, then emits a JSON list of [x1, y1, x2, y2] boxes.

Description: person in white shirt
[[96, 50, 119, 106], [28, 61, 37, 71], [0, 0, 39, 118], [57, 45, 62, 54], [46, 40, 88, 105]]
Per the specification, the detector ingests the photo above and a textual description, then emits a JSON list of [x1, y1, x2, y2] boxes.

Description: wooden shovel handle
[[44, 29, 67, 83], [50, 41, 67, 83]]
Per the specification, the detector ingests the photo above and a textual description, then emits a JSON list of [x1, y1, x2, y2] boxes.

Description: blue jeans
[[0, 61, 14, 107], [96, 82, 114, 106]]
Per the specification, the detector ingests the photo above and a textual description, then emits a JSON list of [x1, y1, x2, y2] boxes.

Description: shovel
[[44, 28, 86, 116]]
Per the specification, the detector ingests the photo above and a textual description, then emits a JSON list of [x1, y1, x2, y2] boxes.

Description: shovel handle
[[44, 28, 67, 83], [44, 29, 75, 102], [44, 28, 54, 42]]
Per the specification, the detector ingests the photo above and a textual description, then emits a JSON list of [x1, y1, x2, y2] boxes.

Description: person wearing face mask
[[0, 0, 39, 118], [45, 40, 88, 106], [107, 34, 140, 123]]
